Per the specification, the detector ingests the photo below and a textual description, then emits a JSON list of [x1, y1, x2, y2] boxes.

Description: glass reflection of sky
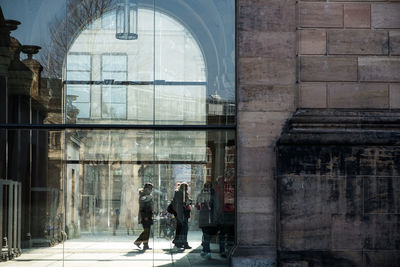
[[2, 0, 235, 101]]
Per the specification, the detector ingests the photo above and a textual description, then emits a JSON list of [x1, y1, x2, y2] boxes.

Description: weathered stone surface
[[232, 246, 276, 267], [277, 111, 400, 265], [359, 147, 400, 176], [280, 175, 363, 217], [328, 30, 388, 55], [331, 0, 384, 1], [280, 251, 363, 267], [332, 214, 364, 250], [281, 213, 332, 250], [364, 214, 400, 250], [299, 82, 327, 108], [372, 3, 400, 28], [239, 31, 296, 58], [278, 143, 400, 176], [364, 177, 400, 214], [364, 251, 400, 267], [281, 261, 308, 267], [238, 111, 291, 147], [359, 57, 400, 82], [299, 30, 326, 55], [238, 196, 275, 214], [328, 82, 389, 108], [389, 31, 400, 55], [239, 0, 296, 32], [299, 3, 343, 28], [300, 56, 358, 82], [390, 83, 400, 109], [279, 216, 305, 250], [238, 85, 295, 112], [239, 57, 296, 85], [238, 176, 274, 198], [344, 3, 371, 28], [238, 146, 274, 177], [237, 212, 276, 245]]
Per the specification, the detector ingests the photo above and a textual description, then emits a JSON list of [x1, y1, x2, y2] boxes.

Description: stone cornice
[[278, 109, 400, 145]]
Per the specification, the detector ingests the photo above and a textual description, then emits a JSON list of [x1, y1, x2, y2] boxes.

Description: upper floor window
[[65, 4, 234, 125], [66, 53, 91, 119], [101, 54, 127, 119]]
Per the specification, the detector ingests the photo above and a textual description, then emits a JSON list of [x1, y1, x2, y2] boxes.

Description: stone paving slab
[[0, 232, 229, 267]]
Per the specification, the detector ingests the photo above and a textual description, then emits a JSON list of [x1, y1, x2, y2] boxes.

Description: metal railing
[[0, 179, 22, 261]]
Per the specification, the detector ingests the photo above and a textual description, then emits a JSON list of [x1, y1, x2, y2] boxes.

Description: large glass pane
[[65, 3, 155, 125], [0, 129, 64, 266], [1, 0, 235, 266], [2, 1, 66, 126], [155, 0, 235, 125], [2, 0, 235, 127], [59, 129, 234, 266]]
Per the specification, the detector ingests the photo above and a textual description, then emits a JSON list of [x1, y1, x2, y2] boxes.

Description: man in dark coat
[[172, 182, 192, 249], [134, 183, 153, 250]]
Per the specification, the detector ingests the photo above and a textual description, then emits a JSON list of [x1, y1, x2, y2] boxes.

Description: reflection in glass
[[116, 0, 138, 40], [62, 129, 235, 261], [63, 1, 235, 125], [1, 0, 235, 265]]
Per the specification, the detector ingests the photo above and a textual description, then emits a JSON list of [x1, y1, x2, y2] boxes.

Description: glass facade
[[0, 0, 235, 265]]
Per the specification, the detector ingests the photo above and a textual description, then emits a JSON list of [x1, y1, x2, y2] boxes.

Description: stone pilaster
[[233, 0, 297, 266]]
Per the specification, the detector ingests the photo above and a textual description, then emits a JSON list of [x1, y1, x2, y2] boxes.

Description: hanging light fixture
[[115, 0, 138, 40]]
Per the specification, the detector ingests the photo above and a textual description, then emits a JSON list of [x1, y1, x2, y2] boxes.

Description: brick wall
[[297, 1, 400, 109]]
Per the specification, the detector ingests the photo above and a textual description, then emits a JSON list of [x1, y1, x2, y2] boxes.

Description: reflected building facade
[[0, 0, 236, 263]]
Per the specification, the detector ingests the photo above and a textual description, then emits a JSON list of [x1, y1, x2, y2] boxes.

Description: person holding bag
[[172, 182, 192, 250]]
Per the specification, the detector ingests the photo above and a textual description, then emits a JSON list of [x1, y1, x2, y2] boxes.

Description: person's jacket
[[196, 188, 221, 228], [172, 189, 191, 221], [138, 190, 153, 226]]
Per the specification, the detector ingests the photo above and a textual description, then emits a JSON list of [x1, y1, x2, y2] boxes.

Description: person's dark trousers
[[173, 218, 188, 246], [173, 219, 183, 246], [218, 224, 226, 253], [181, 218, 189, 245], [201, 227, 211, 253], [136, 226, 151, 245]]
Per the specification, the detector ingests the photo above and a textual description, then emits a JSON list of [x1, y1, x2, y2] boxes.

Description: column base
[[231, 245, 276, 267]]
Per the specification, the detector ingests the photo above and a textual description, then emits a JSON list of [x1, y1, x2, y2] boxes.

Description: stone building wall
[[298, 1, 400, 109], [234, 0, 297, 265], [235, 0, 400, 266], [277, 110, 400, 267]]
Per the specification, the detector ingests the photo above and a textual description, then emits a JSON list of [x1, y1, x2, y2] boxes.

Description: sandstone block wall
[[236, 0, 400, 265], [298, 1, 400, 109], [237, 0, 297, 252], [277, 110, 400, 267]]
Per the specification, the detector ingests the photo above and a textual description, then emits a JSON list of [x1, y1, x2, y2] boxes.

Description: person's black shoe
[[183, 244, 192, 249], [143, 244, 152, 250], [134, 241, 141, 249]]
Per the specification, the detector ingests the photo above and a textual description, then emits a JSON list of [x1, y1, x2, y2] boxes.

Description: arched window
[[66, 8, 207, 124]]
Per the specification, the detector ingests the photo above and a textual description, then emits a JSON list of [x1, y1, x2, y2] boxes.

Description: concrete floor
[[1, 231, 229, 267]]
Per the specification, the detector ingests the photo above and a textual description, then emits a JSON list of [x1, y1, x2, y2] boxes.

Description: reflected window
[[66, 8, 207, 124], [66, 53, 91, 118], [101, 54, 127, 119]]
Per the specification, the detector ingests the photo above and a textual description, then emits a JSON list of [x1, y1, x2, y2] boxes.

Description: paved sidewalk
[[0, 231, 229, 267]]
